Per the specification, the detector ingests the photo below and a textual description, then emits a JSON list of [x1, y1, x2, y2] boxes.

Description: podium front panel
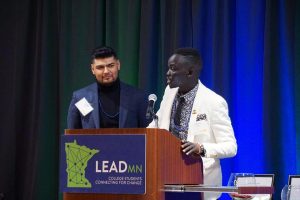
[[62, 128, 203, 200]]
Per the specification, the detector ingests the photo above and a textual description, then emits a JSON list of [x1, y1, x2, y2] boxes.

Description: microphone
[[146, 94, 157, 119]]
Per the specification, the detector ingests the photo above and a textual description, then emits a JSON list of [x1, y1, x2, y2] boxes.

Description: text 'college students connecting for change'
[[67, 46, 149, 129], [148, 47, 237, 200]]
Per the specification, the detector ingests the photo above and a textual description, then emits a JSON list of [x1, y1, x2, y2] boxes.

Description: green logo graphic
[[65, 140, 99, 188]]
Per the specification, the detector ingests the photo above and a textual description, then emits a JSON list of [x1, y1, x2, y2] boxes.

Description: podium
[[62, 128, 203, 200]]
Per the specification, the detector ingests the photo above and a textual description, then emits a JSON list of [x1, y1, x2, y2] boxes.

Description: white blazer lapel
[[158, 86, 178, 130], [187, 81, 205, 141]]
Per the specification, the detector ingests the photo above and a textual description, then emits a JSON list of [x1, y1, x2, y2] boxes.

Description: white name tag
[[75, 97, 94, 116]]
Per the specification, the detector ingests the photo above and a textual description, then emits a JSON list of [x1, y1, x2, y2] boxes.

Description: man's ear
[[187, 65, 198, 77], [91, 64, 95, 75], [117, 60, 121, 70], [187, 68, 193, 76]]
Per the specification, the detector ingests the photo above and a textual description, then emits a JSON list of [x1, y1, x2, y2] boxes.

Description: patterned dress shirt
[[169, 83, 199, 140]]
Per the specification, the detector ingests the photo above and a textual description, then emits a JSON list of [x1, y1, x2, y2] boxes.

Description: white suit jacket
[[148, 80, 237, 200]]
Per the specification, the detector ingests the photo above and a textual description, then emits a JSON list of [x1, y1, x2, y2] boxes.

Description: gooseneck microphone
[[146, 94, 157, 119]]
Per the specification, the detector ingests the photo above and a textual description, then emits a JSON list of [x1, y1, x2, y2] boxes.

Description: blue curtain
[[190, 1, 300, 199]]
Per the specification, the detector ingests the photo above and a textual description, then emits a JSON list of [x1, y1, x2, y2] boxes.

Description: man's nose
[[103, 66, 110, 73]]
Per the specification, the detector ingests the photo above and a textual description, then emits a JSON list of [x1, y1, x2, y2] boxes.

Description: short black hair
[[174, 47, 202, 70], [91, 46, 118, 63]]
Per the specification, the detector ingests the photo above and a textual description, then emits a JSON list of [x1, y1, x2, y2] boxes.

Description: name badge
[[75, 97, 94, 116]]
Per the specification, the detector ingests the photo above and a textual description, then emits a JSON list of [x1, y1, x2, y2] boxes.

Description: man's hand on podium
[[181, 141, 201, 157]]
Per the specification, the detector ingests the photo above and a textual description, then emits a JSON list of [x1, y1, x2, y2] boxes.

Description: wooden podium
[[63, 128, 203, 200]]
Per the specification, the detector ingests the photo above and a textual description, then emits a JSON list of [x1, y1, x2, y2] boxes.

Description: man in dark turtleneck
[[67, 46, 149, 129]]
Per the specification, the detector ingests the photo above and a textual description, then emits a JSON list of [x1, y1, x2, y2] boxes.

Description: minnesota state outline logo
[[65, 140, 99, 188]]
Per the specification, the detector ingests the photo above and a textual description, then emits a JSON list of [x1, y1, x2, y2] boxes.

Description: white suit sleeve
[[202, 98, 237, 158]]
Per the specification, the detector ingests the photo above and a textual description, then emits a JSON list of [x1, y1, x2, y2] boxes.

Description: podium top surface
[[64, 128, 169, 134]]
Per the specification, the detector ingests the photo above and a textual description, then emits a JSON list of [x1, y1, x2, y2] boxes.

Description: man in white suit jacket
[[148, 48, 237, 200]]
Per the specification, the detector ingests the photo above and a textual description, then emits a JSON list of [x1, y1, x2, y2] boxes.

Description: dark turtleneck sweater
[[98, 78, 120, 128]]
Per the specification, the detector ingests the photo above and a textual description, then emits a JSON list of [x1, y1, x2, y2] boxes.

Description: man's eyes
[[96, 64, 115, 69], [96, 66, 104, 69]]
